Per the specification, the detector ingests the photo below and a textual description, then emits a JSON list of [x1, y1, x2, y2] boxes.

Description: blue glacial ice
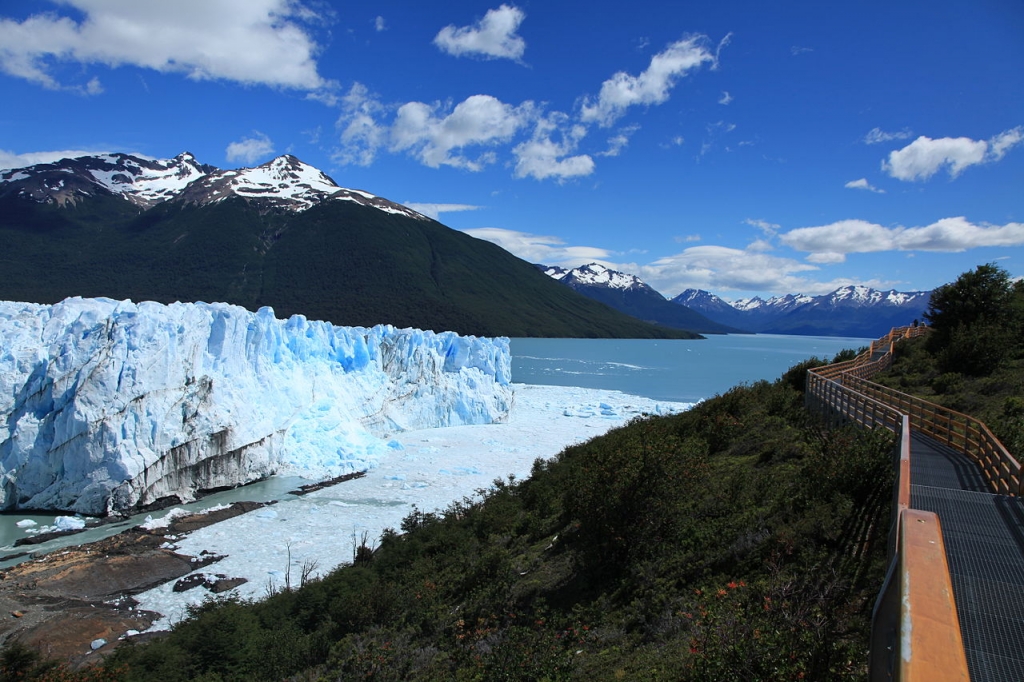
[[0, 297, 512, 515]]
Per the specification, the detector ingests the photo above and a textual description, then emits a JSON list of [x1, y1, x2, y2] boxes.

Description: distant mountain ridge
[[541, 263, 743, 334], [673, 285, 932, 337], [0, 152, 697, 339]]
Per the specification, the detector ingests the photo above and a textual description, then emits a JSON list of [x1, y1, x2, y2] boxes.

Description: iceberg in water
[[0, 298, 512, 515]]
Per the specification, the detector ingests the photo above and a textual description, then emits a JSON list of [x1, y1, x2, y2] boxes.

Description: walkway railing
[[843, 375, 1022, 496], [805, 325, 971, 681]]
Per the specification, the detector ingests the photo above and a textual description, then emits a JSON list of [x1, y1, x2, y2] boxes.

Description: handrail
[[806, 325, 970, 682], [842, 375, 1022, 496], [870, 510, 971, 682]]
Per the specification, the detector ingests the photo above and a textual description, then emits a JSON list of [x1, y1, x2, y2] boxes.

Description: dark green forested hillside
[[0, 194, 698, 339]]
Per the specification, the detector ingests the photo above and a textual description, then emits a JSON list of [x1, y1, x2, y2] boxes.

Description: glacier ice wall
[[0, 298, 512, 515]]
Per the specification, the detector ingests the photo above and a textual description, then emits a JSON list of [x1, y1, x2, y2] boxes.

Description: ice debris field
[[132, 383, 692, 630]]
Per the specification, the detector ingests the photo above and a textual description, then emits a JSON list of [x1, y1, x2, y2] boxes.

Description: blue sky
[[1, 0, 1022, 300]]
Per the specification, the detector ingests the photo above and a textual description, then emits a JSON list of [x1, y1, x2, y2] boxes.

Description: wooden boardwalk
[[909, 431, 1024, 681], [805, 325, 1024, 681]]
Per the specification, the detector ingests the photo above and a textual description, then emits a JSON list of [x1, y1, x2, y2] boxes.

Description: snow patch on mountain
[[0, 298, 512, 515], [545, 263, 646, 290], [0, 152, 213, 208], [0, 152, 429, 219]]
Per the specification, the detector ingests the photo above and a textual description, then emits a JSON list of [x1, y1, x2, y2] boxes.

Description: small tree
[[925, 263, 1022, 375]]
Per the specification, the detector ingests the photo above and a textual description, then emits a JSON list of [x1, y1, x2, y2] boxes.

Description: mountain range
[[541, 263, 931, 338], [672, 286, 931, 337], [0, 152, 699, 339], [541, 263, 742, 334]]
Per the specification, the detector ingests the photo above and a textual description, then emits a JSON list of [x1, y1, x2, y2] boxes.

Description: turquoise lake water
[[511, 333, 873, 404]]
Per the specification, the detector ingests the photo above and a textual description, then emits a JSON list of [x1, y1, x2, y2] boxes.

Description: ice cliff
[[0, 298, 512, 515]]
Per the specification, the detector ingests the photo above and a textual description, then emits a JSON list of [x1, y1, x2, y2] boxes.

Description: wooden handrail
[[870, 510, 970, 682], [844, 376, 1022, 496]]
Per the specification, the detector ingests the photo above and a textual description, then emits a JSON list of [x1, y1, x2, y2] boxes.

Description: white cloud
[[0, 148, 109, 170], [462, 225, 905, 298], [225, 132, 275, 165], [403, 203, 481, 221], [780, 216, 1024, 261], [844, 178, 884, 193], [434, 5, 526, 61], [334, 82, 388, 166], [391, 95, 531, 170], [461, 227, 612, 266], [0, 0, 329, 92], [580, 35, 716, 127], [597, 125, 639, 158], [744, 218, 780, 236], [790, 46, 813, 56], [718, 91, 733, 105], [512, 114, 594, 181], [881, 127, 1023, 181], [863, 127, 912, 145], [374, 16, 387, 32], [631, 245, 822, 296]]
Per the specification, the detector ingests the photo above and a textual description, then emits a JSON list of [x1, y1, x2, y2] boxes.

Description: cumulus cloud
[[374, 16, 387, 31], [391, 95, 532, 170], [881, 127, 1023, 181], [863, 127, 912, 145], [226, 132, 275, 165], [844, 178, 884, 193], [434, 5, 526, 61], [511, 113, 594, 181], [0, 148, 109, 170], [580, 35, 717, 127], [404, 203, 481, 221], [780, 217, 1024, 262], [0, 0, 330, 92], [461, 227, 613, 265]]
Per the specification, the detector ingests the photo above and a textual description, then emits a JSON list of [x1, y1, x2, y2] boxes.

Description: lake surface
[[1, 332, 871, 562], [511, 333, 873, 404]]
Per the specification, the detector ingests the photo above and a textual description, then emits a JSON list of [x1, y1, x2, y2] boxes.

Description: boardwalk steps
[[805, 326, 1024, 681]]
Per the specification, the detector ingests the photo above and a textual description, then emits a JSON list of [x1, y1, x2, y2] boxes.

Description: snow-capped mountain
[[0, 297, 512, 514], [0, 151, 427, 218], [673, 285, 932, 337], [542, 263, 742, 335], [0, 152, 215, 208]]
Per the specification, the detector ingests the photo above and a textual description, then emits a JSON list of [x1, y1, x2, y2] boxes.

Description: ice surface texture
[[0, 298, 511, 515]]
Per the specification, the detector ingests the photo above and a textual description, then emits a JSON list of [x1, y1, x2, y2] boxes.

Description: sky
[[1, 0, 1022, 300]]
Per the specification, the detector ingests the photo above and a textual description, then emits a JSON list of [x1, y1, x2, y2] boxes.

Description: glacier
[[0, 298, 512, 515]]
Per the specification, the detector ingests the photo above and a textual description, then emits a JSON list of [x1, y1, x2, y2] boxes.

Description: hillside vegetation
[[871, 263, 1024, 458], [0, 195, 698, 339]]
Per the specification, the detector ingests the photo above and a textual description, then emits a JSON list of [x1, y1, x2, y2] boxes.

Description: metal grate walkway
[[909, 432, 1024, 681]]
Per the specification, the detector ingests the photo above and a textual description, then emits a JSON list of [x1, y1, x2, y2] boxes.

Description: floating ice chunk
[[15, 519, 37, 528], [91, 639, 106, 650], [53, 516, 86, 531]]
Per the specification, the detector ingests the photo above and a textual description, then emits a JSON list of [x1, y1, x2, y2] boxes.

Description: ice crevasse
[[0, 297, 513, 515]]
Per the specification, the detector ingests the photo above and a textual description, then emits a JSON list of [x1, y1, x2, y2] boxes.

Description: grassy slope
[[88, 353, 897, 682], [0, 195, 699, 339]]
